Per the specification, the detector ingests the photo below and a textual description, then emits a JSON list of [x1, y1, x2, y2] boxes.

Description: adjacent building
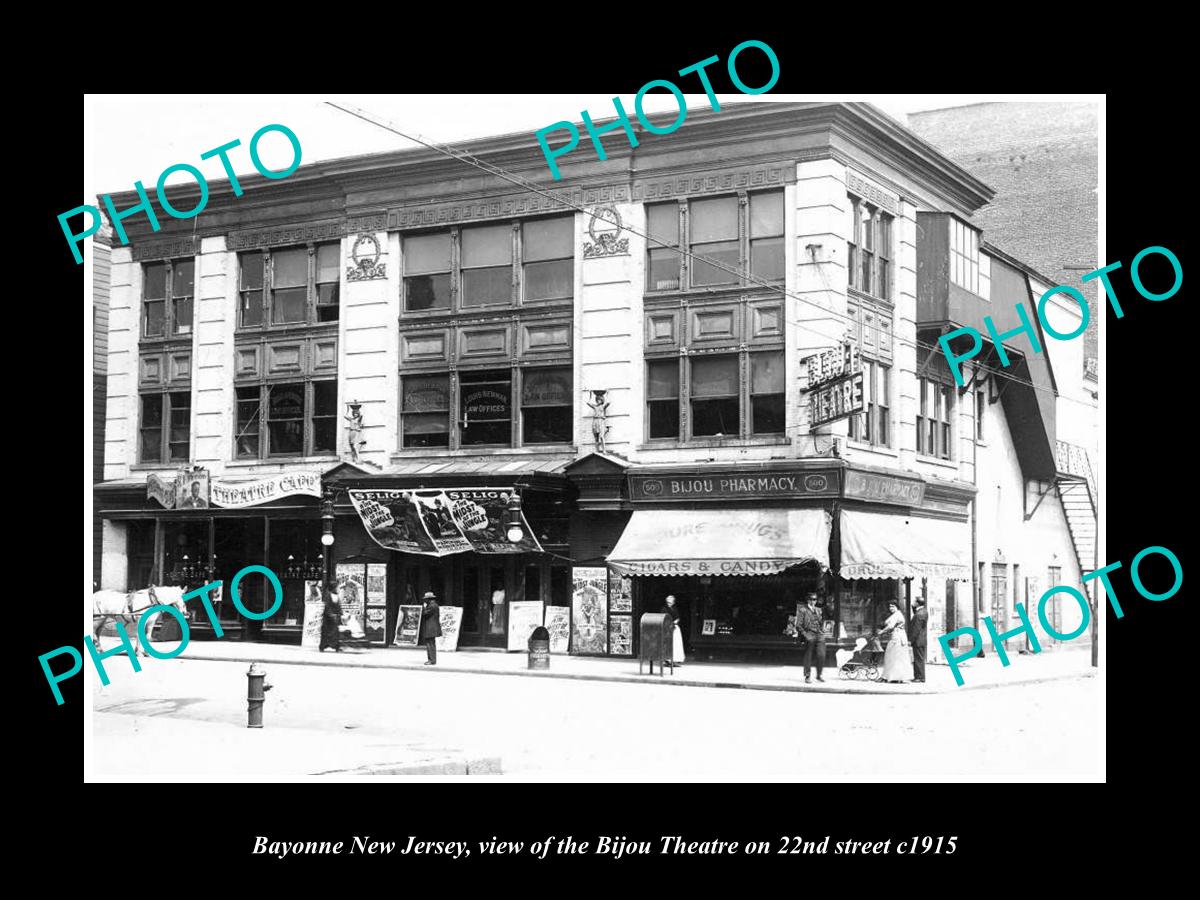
[[93, 101, 1097, 665]]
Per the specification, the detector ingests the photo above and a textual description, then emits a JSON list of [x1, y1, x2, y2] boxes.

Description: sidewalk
[[164, 637, 1096, 694], [92, 712, 502, 778]]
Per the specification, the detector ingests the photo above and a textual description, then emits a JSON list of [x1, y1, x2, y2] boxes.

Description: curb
[[175, 652, 1097, 696], [312, 757, 503, 777]]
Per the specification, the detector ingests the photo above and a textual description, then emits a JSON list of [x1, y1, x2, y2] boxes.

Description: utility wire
[[323, 101, 1099, 410]]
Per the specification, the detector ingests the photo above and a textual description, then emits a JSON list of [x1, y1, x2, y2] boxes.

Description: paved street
[[91, 655, 1101, 779]]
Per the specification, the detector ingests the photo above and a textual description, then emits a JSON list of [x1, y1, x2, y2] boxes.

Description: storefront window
[[266, 519, 325, 627], [839, 579, 902, 641]]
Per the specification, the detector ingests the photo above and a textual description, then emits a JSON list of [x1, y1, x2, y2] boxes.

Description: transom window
[[142, 258, 194, 338], [400, 366, 573, 449], [645, 190, 785, 292], [847, 196, 893, 301], [402, 215, 574, 313], [140, 391, 190, 463], [234, 381, 337, 459], [238, 243, 341, 329]]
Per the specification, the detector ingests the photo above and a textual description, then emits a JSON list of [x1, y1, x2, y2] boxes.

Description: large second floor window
[[239, 243, 341, 329], [235, 381, 337, 459], [143, 258, 194, 338], [647, 350, 785, 441], [916, 377, 953, 460], [646, 190, 785, 292], [140, 390, 190, 463], [400, 366, 573, 450], [847, 196, 894, 300], [402, 215, 574, 313]]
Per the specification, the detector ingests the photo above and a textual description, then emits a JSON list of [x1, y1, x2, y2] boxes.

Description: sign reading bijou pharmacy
[[209, 471, 323, 508], [629, 469, 839, 502]]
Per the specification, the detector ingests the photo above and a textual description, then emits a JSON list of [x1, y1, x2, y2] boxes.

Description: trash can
[[639, 612, 674, 676], [528, 626, 550, 670]]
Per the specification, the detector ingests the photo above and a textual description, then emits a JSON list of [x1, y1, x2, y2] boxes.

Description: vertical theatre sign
[[804, 339, 863, 428]]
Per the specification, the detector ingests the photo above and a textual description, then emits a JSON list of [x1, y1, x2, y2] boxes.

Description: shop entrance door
[[457, 557, 512, 649]]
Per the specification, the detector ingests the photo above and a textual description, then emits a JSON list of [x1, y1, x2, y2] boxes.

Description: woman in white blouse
[[879, 600, 913, 683]]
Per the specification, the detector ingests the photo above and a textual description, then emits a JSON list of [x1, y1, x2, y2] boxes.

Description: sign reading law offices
[[629, 469, 840, 503]]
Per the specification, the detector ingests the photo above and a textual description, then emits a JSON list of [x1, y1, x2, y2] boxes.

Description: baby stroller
[[836, 634, 885, 681]]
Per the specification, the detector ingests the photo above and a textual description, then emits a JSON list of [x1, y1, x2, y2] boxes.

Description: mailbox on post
[[639, 612, 675, 676]]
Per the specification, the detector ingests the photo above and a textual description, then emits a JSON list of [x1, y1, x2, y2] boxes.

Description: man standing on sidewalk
[[798, 592, 827, 683], [419, 591, 442, 665], [909, 597, 928, 683]]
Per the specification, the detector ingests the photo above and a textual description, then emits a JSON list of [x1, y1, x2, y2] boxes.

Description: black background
[[19, 22, 1186, 884]]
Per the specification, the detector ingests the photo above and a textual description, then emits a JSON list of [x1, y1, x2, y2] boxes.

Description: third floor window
[[142, 258, 194, 339], [847, 196, 893, 301], [402, 215, 574, 313], [238, 243, 341, 329]]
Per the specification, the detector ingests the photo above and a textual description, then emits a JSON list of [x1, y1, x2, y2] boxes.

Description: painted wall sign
[[629, 470, 839, 502], [843, 470, 926, 507], [210, 470, 323, 508]]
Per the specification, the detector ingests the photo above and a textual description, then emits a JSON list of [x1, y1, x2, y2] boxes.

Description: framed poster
[[366, 563, 387, 601], [394, 605, 423, 646], [608, 615, 633, 656], [571, 566, 608, 655], [435, 606, 463, 652], [507, 601, 545, 652], [609, 572, 632, 613], [301, 580, 324, 649], [702, 619, 716, 636], [364, 562, 388, 645], [544, 606, 570, 654], [336, 564, 366, 638]]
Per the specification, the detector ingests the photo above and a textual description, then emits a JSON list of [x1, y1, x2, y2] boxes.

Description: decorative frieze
[[632, 164, 794, 202], [131, 236, 201, 262], [846, 170, 899, 215], [388, 185, 627, 230]]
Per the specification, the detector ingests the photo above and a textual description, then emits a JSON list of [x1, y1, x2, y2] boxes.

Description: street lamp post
[[505, 492, 524, 544], [321, 492, 336, 589]]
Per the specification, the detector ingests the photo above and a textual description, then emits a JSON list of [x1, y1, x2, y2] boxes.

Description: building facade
[[93, 101, 1097, 664]]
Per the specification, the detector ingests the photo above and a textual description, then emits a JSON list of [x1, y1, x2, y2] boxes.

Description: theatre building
[[93, 101, 1096, 665]]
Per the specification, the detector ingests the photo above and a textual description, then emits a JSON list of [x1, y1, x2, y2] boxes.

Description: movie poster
[[349, 488, 543, 557], [609, 572, 632, 613], [544, 606, 571, 654], [301, 580, 324, 649], [435, 606, 463, 652], [571, 567, 608, 655], [394, 605, 422, 646], [608, 615, 633, 656], [336, 564, 366, 638], [507, 601, 545, 652]]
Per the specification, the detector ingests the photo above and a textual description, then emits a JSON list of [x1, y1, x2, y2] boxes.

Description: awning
[[607, 509, 831, 577], [839, 510, 970, 581]]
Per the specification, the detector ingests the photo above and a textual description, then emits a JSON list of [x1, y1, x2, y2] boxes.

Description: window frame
[[233, 379, 339, 460], [950, 218, 987, 298], [237, 241, 342, 331], [139, 389, 191, 464], [848, 359, 891, 448], [142, 257, 195, 340], [916, 376, 954, 461], [398, 365, 575, 451], [401, 215, 576, 316], [847, 196, 894, 302], [645, 189, 787, 295]]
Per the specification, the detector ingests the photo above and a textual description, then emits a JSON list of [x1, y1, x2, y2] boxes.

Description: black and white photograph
[[76, 89, 1121, 790]]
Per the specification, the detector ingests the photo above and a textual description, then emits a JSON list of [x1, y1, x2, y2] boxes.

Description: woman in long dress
[[664, 595, 685, 666], [319, 588, 342, 652], [879, 600, 912, 683]]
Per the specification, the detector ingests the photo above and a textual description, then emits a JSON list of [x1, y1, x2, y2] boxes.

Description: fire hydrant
[[247, 662, 273, 728]]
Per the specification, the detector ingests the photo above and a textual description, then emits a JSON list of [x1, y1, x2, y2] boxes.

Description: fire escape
[[1054, 440, 1097, 578]]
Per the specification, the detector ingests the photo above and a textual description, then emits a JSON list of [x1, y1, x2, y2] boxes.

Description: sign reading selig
[[629, 470, 840, 502]]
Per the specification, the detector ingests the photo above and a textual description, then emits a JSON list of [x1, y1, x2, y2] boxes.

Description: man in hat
[[908, 596, 929, 683], [419, 591, 443, 665], [797, 591, 827, 683]]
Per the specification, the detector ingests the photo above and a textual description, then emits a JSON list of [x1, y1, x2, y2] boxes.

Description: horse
[[92, 586, 188, 657]]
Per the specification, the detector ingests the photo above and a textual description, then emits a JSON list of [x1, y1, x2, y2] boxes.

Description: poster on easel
[[507, 601, 545, 652], [394, 605, 423, 646], [435, 606, 463, 652], [544, 606, 570, 653], [301, 580, 324, 649], [571, 567, 608, 655]]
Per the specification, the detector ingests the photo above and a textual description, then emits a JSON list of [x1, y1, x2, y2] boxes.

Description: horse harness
[[95, 585, 162, 619]]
